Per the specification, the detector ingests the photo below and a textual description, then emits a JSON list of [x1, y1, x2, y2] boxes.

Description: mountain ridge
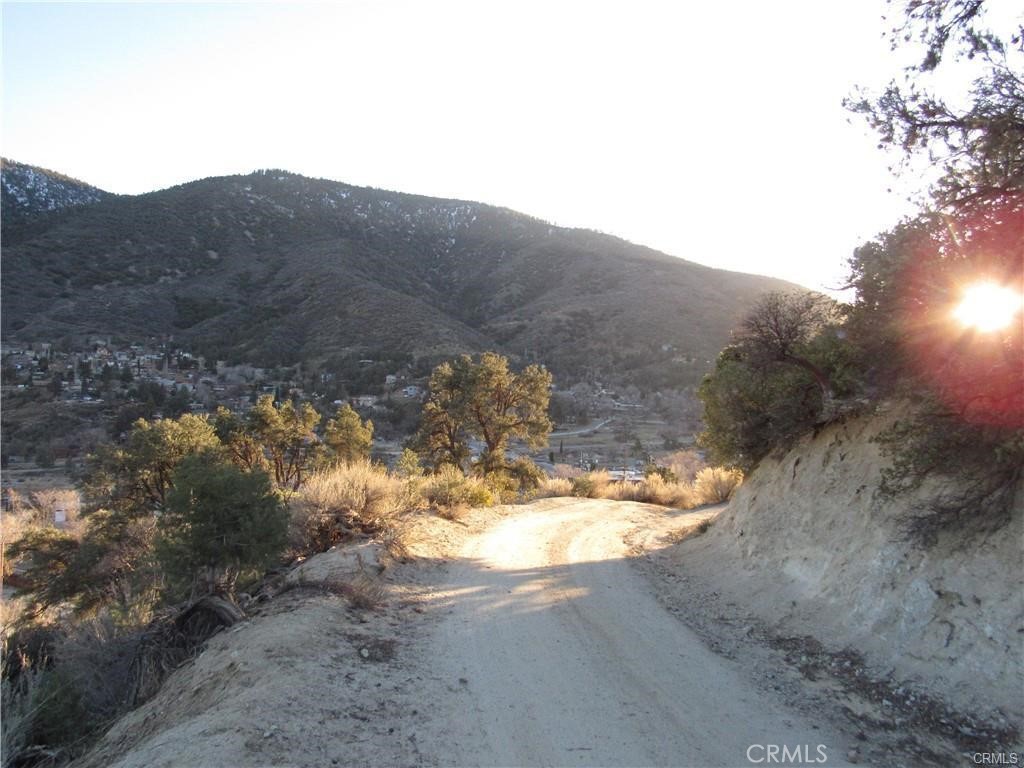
[[1, 162, 798, 388]]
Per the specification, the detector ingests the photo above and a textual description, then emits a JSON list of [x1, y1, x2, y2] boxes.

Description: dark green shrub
[[697, 345, 824, 472], [157, 452, 287, 598], [424, 466, 494, 510], [643, 464, 678, 483], [484, 457, 546, 502], [570, 476, 598, 498]]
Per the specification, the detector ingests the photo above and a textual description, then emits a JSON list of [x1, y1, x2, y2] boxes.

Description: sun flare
[[953, 282, 1023, 333]]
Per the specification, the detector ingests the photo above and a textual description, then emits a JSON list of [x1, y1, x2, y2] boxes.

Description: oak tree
[[416, 353, 552, 475], [735, 291, 841, 412]]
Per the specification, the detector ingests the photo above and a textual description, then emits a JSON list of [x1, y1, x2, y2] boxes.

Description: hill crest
[[1, 163, 798, 388]]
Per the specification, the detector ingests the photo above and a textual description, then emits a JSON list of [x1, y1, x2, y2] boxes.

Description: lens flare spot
[[952, 282, 1023, 332]]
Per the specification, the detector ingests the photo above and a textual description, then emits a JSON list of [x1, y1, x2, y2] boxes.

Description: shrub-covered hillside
[[1, 165, 796, 388]]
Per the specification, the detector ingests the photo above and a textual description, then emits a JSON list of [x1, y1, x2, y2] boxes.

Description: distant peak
[[1, 158, 109, 215]]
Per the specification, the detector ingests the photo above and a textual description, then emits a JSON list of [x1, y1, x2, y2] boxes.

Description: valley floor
[[76, 499, 1010, 768]]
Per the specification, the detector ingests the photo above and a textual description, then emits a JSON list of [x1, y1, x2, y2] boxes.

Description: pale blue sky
[[4, 0, 1006, 294]]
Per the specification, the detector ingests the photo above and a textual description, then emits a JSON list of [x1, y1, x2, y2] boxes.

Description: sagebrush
[[539, 466, 739, 509], [290, 460, 421, 556]]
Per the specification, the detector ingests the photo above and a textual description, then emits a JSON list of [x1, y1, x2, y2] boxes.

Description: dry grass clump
[[536, 464, 737, 509], [435, 504, 469, 522], [567, 471, 696, 507], [667, 516, 716, 545], [292, 461, 506, 555], [56, 613, 140, 722], [286, 573, 387, 610], [693, 466, 743, 504], [655, 478, 699, 508], [289, 461, 421, 556], [0, 605, 185, 766], [608, 475, 698, 508], [338, 573, 387, 610], [378, 520, 420, 561], [551, 463, 583, 479], [536, 477, 574, 498]]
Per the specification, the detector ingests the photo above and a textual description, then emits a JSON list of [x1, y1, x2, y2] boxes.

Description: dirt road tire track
[[420, 499, 853, 767]]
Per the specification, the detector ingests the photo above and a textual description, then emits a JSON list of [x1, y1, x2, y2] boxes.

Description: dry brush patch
[[536, 477, 573, 498], [336, 572, 387, 610], [2, 491, 84, 590], [289, 461, 423, 557], [607, 475, 699, 508], [551, 463, 583, 479], [693, 467, 743, 504], [569, 469, 612, 499], [3, 467, 422, 766], [1, 653, 55, 768], [665, 516, 716, 545], [535, 465, 742, 509], [276, 572, 387, 611]]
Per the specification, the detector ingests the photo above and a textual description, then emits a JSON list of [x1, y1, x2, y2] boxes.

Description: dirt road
[[419, 499, 853, 767], [79, 498, 861, 768]]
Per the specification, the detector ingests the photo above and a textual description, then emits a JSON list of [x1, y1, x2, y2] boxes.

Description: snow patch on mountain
[[1, 158, 109, 216]]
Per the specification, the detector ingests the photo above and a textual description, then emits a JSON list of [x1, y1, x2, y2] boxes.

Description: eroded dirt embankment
[[656, 408, 1023, 727]]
